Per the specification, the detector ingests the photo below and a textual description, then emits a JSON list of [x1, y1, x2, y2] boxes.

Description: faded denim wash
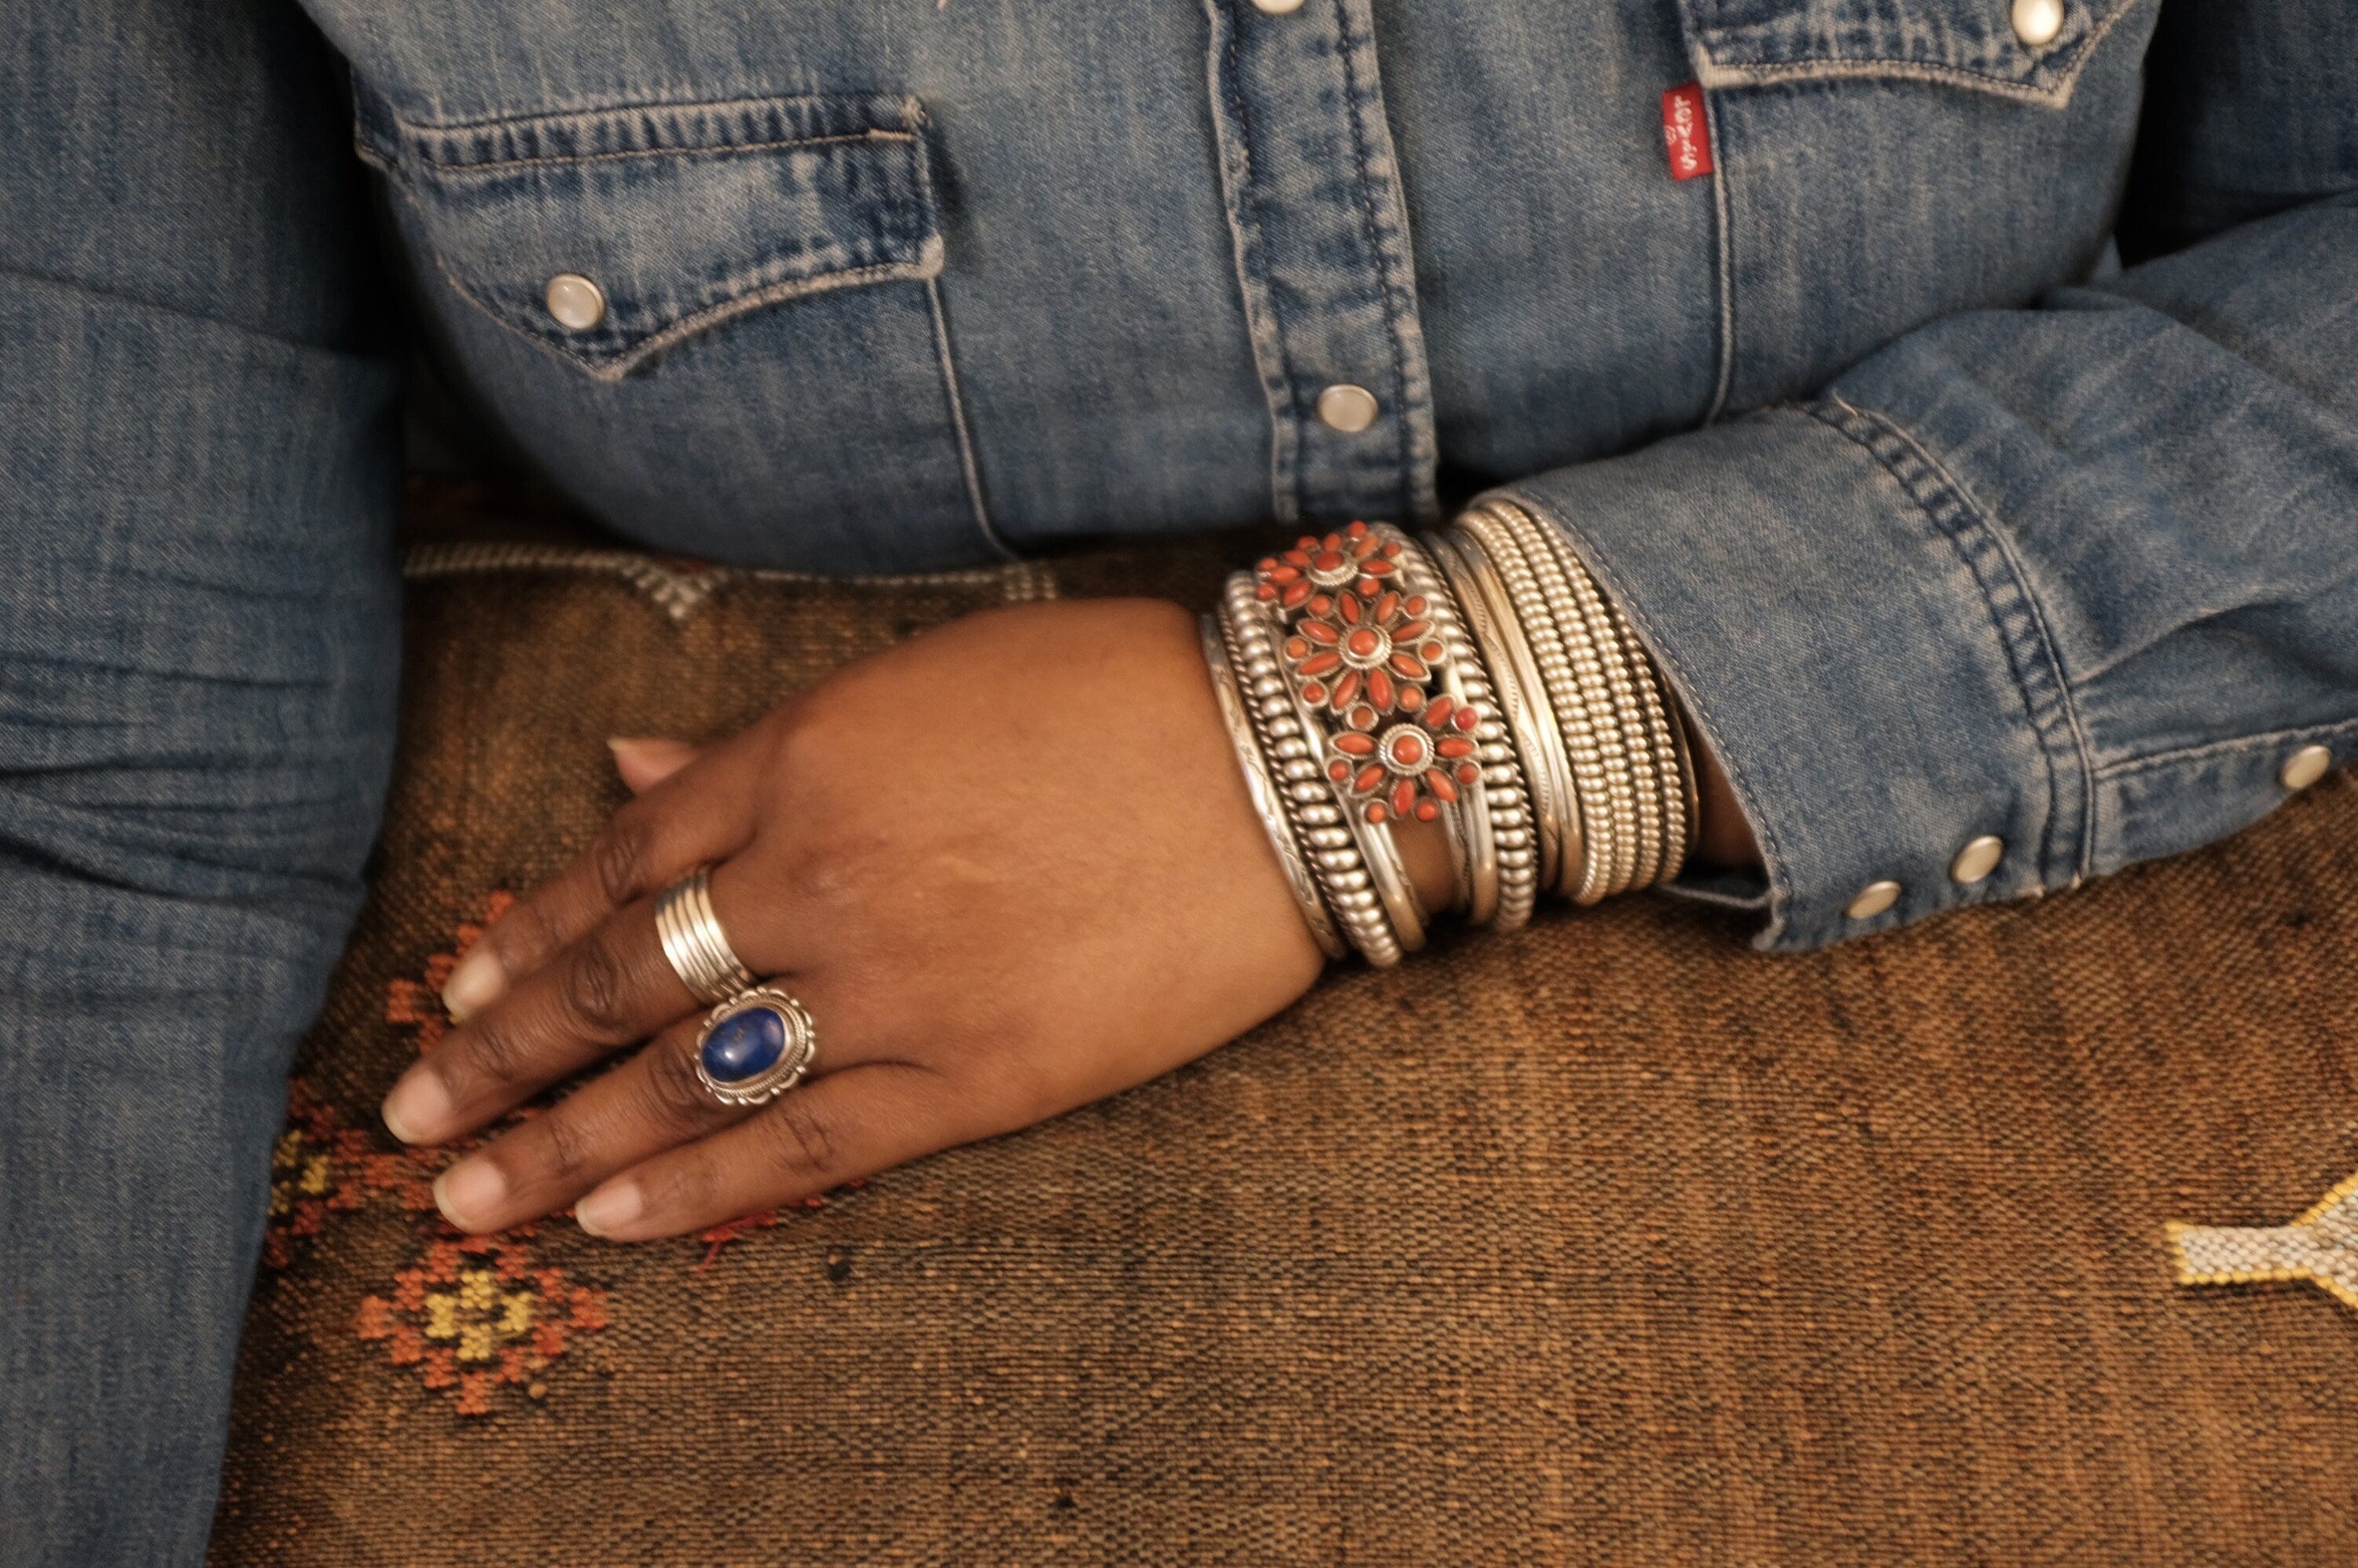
[[2, 0, 2353, 1559]]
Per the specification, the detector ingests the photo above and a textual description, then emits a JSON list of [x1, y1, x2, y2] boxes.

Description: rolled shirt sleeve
[[1497, 193, 2358, 949]]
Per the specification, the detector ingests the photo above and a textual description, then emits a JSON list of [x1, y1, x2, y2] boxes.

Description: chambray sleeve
[[0, 0, 399, 1551], [1493, 0, 2358, 952]]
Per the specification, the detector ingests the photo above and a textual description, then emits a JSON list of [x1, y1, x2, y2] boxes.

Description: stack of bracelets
[[1203, 504, 1701, 967]]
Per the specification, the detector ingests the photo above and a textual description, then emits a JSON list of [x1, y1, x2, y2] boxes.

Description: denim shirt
[[0, 5, 2353, 1555], [6, 0, 2356, 961]]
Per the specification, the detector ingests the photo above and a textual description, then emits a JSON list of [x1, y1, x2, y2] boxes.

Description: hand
[[380, 599, 1334, 1240]]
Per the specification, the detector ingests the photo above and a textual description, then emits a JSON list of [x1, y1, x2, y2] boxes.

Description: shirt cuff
[[1493, 398, 2092, 951]]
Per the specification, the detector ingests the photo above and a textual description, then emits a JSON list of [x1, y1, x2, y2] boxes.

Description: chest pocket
[[355, 89, 1002, 574], [1673, 0, 2157, 413], [1684, 0, 2140, 105]]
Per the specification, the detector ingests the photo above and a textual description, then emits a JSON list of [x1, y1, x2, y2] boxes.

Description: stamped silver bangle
[[1429, 527, 1574, 898], [1425, 529, 1555, 931], [1200, 613, 1350, 961]]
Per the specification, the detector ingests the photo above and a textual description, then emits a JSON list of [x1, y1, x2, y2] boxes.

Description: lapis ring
[[693, 986, 819, 1107]]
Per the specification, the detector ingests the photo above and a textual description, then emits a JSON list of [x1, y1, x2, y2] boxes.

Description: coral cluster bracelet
[[1202, 509, 1698, 963]]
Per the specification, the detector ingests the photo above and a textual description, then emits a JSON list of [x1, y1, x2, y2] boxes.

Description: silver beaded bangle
[[1218, 573, 1405, 966], [1458, 503, 1625, 902], [1199, 613, 1350, 961], [1525, 507, 1663, 890], [1515, 502, 1690, 887], [1460, 499, 1697, 894]]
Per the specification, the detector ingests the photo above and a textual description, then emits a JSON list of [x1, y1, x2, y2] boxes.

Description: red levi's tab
[[1661, 83, 1713, 181]]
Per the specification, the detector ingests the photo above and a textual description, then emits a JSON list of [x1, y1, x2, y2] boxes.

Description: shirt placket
[[1202, 0, 1439, 530]]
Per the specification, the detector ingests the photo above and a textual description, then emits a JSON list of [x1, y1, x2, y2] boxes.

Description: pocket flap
[[357, 91, 944, 380], [1685, 0, 2145, 106]]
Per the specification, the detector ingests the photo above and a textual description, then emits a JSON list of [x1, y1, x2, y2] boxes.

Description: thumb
[[607, 736, 702, 795]]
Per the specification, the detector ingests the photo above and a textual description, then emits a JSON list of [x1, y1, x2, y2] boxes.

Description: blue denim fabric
[[4, 0, 2355, 1559]]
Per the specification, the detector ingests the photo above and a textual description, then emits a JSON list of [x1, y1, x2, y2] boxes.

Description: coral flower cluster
[[1255, 522, 1486, 825]]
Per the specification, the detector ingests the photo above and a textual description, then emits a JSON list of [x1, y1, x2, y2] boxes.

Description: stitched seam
[[2098, 718, 2358, 781], [382, 92, 921, 138], [926, 277, 1016, 562], [590, 259, 940, 381], [1491, 492, 1800, 949], [1702, 83, 1735, 425], [401, 541, 1056, 595], [1694, 0, 2144, 109], [1331, 0, 1427, 520], [1203, 0, 1300, 525], [415, 130, 914, 176], [1818, 394, 2096, 884], [392, 172, 935, 380]]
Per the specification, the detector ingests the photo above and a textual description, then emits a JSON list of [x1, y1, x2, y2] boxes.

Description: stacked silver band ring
[[654, 867, 819, 1106], [655, 867, 755, 1004]]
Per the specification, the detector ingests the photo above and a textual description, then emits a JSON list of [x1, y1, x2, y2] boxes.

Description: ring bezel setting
[[694, 986, 819, 1107]]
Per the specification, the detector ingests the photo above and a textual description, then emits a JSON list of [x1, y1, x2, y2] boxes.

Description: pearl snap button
[[1316, 384, 1380, 433], [544, 274, 607, 331], [1845, 879, 1902, 920], [1949, 835, 2005, 885], [1251, 0, 1306, 12], [2011, 0, 2064, 47], [2280, 744, 2334, 791]]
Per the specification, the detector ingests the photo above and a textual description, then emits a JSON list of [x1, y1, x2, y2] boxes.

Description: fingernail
[[441, 946, 505, 1023], [574, 1181, 642, 1239], [434, 1159, 506, 1232], [380, 1070, 452, 1145]]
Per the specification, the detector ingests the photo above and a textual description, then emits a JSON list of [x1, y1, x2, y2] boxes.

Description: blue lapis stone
[[702, 1004, 786, 1082]]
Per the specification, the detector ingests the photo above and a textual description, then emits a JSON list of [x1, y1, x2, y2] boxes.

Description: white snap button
[[544, 274, 607, 331], [2011, 0, 2064, 47], [1948, 835, 2005, 885], [2280, 744, 2334, 791], [1316, 384, 1379, 433], [1845, 879, 1902, 920], [1251, 0, 1306, 12]]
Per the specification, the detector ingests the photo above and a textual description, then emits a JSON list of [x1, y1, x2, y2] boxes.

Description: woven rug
[[211, 486, 2358, 1565]]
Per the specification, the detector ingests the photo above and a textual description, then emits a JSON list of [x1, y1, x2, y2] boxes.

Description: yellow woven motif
[[2169, 1169, 2358, 1312]]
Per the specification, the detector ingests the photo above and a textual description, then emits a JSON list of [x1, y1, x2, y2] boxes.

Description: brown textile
[[213, 488, 2358, 1566]]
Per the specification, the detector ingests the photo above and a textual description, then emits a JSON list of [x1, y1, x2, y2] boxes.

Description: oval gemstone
[[702, 1004, 787, 1083]]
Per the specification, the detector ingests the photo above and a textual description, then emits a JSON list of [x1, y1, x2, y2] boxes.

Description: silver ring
[[694, 986, 818, 1106], [655, 867, 755, 1004]]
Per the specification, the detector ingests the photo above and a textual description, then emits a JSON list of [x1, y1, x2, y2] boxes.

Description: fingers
[[570, 1063, 964, 1241], [383, 891, 700, 1144], [429, 1012, 737, 1234], [439, 733, 762, 1021], [609, 736, 701, 795]]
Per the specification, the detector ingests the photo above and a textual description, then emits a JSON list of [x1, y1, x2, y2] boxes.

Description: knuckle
[[641, 1040, 719, 1132], [536, 1109, 595, 1185], [560, 932, 636, 1038], [497, 898, 563, 973], [465, 1014, 536, 1090], [760, 1096, 839, 1180], [591, 811, 656, 909]]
